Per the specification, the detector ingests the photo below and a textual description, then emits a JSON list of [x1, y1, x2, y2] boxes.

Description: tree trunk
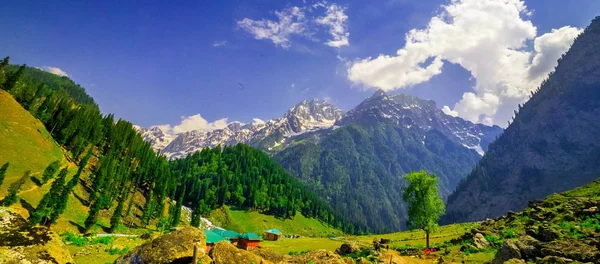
[[426, 231, 430, 248]]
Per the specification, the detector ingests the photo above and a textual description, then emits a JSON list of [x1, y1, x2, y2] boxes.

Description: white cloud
[[37, 66, 69, 77], [171, 114, 229, 134], [212, 40, 227, 47], [237, 6, 306, 49], [237, 3, 349, 49], [315, 4, 349, 47], [347, 0, 581, 126], [442, 105, 458, 117], [252, 118, 266, 125], [528, 26, 582, 80]]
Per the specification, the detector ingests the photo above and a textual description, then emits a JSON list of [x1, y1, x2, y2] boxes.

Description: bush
[[500, 228, 517, 239], [463, 247, 478, 255], [105, 246, 129, 255], [484, 234, 503, 247], [582, 217, 600, 232], [61, 232, 88, 246], [91, 236, 114, 245]]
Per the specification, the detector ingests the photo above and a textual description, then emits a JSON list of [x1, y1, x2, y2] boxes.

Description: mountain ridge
[[139, 92, 502, 160], [444, 16, 600, 224]]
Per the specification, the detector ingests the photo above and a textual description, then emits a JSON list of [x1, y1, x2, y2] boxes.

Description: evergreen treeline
[[0, 57, 354, 233], [170, 144, 361, 233]]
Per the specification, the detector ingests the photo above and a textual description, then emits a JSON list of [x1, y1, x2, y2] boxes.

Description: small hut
[[238, 232, 262, 250], [264, 228, 282, 241], [213, 229, 240, 244], [203, 230, 228, 252]]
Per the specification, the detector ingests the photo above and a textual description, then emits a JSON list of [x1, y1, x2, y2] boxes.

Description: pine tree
[[169, 185, 186, 229], [2, 171, 29, 206], [109, 195, 125, 233], [0, 162, 8, 188], [48, 152, 91, 224], [30, 167, 68, 225], [41, 160, 61, 184], [2, 64, 25, 91]]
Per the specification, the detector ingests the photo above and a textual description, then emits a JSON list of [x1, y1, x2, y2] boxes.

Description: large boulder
[[472, 233, 490, 249], [0, 208, 73, 264], [335, 243, 360, 255], [535, 256, 573, 264], [210, 241, 270, 264], [515, 235, 541, 259], [289, 249, 349, 264], [114, 226, 209, 264], [492, 240, 522, 264], [250, 247, 290, 264]]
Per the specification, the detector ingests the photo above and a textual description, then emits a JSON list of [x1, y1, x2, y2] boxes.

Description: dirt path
[[379, 250, 441, 264]]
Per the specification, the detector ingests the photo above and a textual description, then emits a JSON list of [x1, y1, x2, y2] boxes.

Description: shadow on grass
[[31, 176, 43, 186], [73, 192, 89, 206], [68, 221, 86, 233], [20, 198, 35, 215]]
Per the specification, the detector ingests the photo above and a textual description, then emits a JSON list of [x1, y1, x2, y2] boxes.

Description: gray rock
[[473, 233, 490, 249], [492, 240, 522, 264]]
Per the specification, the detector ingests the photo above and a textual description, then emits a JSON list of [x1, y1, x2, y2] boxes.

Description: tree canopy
[[402, 170, 445, 248]]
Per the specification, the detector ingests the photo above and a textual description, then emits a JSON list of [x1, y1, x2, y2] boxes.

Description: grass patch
[[209, 206, 342, 237]]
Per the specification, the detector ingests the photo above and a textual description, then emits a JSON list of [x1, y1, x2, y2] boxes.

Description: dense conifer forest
[[0, 57, 358, 234]]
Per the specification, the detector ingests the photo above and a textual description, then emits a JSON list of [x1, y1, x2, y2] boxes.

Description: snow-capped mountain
[[133, 125, 176, 152], [338, 90, 503, 155], [151, 99, 343, 159], [136, 93, 501, 159]]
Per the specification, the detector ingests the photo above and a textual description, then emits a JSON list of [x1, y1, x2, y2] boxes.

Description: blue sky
[[2, 0, 599, 131]]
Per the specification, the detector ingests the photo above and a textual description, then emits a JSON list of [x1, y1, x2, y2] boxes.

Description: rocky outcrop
[[472, 233, 490, 249], [0, 208, 73, 264], [209, 241, 270, 264], [288, 249, 352, 264], [114, 226, 209, 264], [335, 242, 360, 255], [492, 240, 522, 264]]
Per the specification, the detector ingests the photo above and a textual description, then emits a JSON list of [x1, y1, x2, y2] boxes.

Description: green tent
[[239, 232, 262, 240], [204, 230, 228, 244], [265, 228, 282, 235]]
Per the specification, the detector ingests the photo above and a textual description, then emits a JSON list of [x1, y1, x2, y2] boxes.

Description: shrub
[[463, 247, 478, 255], [91, 236, 114, 245], [484, 234, 503, 247], [500, 228, 517, 239], [105, 246, 129, 255], [61, 232, 88, 246]]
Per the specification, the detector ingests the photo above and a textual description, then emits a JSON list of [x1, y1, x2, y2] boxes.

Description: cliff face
[[445, 17, 600, 223]]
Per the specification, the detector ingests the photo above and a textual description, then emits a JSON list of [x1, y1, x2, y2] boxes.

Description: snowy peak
[[339, 92, 502, 156], [134, 125, 176, 152], [142, 98, 343, 159], [283, 99, 343, 134]]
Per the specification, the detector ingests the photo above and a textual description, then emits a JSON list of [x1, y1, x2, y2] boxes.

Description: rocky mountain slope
[[150, 99, 343, 159], [451, 179, 600, 263], [445, 16, 600, 223], [274, 91, 502, 233]]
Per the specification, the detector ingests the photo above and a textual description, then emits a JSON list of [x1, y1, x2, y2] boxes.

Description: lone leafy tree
[[402, 170, 445, 248]]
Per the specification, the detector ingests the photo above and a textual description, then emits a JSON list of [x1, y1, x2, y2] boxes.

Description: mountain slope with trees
[[275, 92, 502, 233], [444, 17, 600, 223], [0, 58, 350, 234]]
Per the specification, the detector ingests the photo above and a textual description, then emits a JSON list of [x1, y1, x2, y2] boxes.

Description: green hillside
[[0, 90, 73, 217], [208, 206, 342, 238]]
